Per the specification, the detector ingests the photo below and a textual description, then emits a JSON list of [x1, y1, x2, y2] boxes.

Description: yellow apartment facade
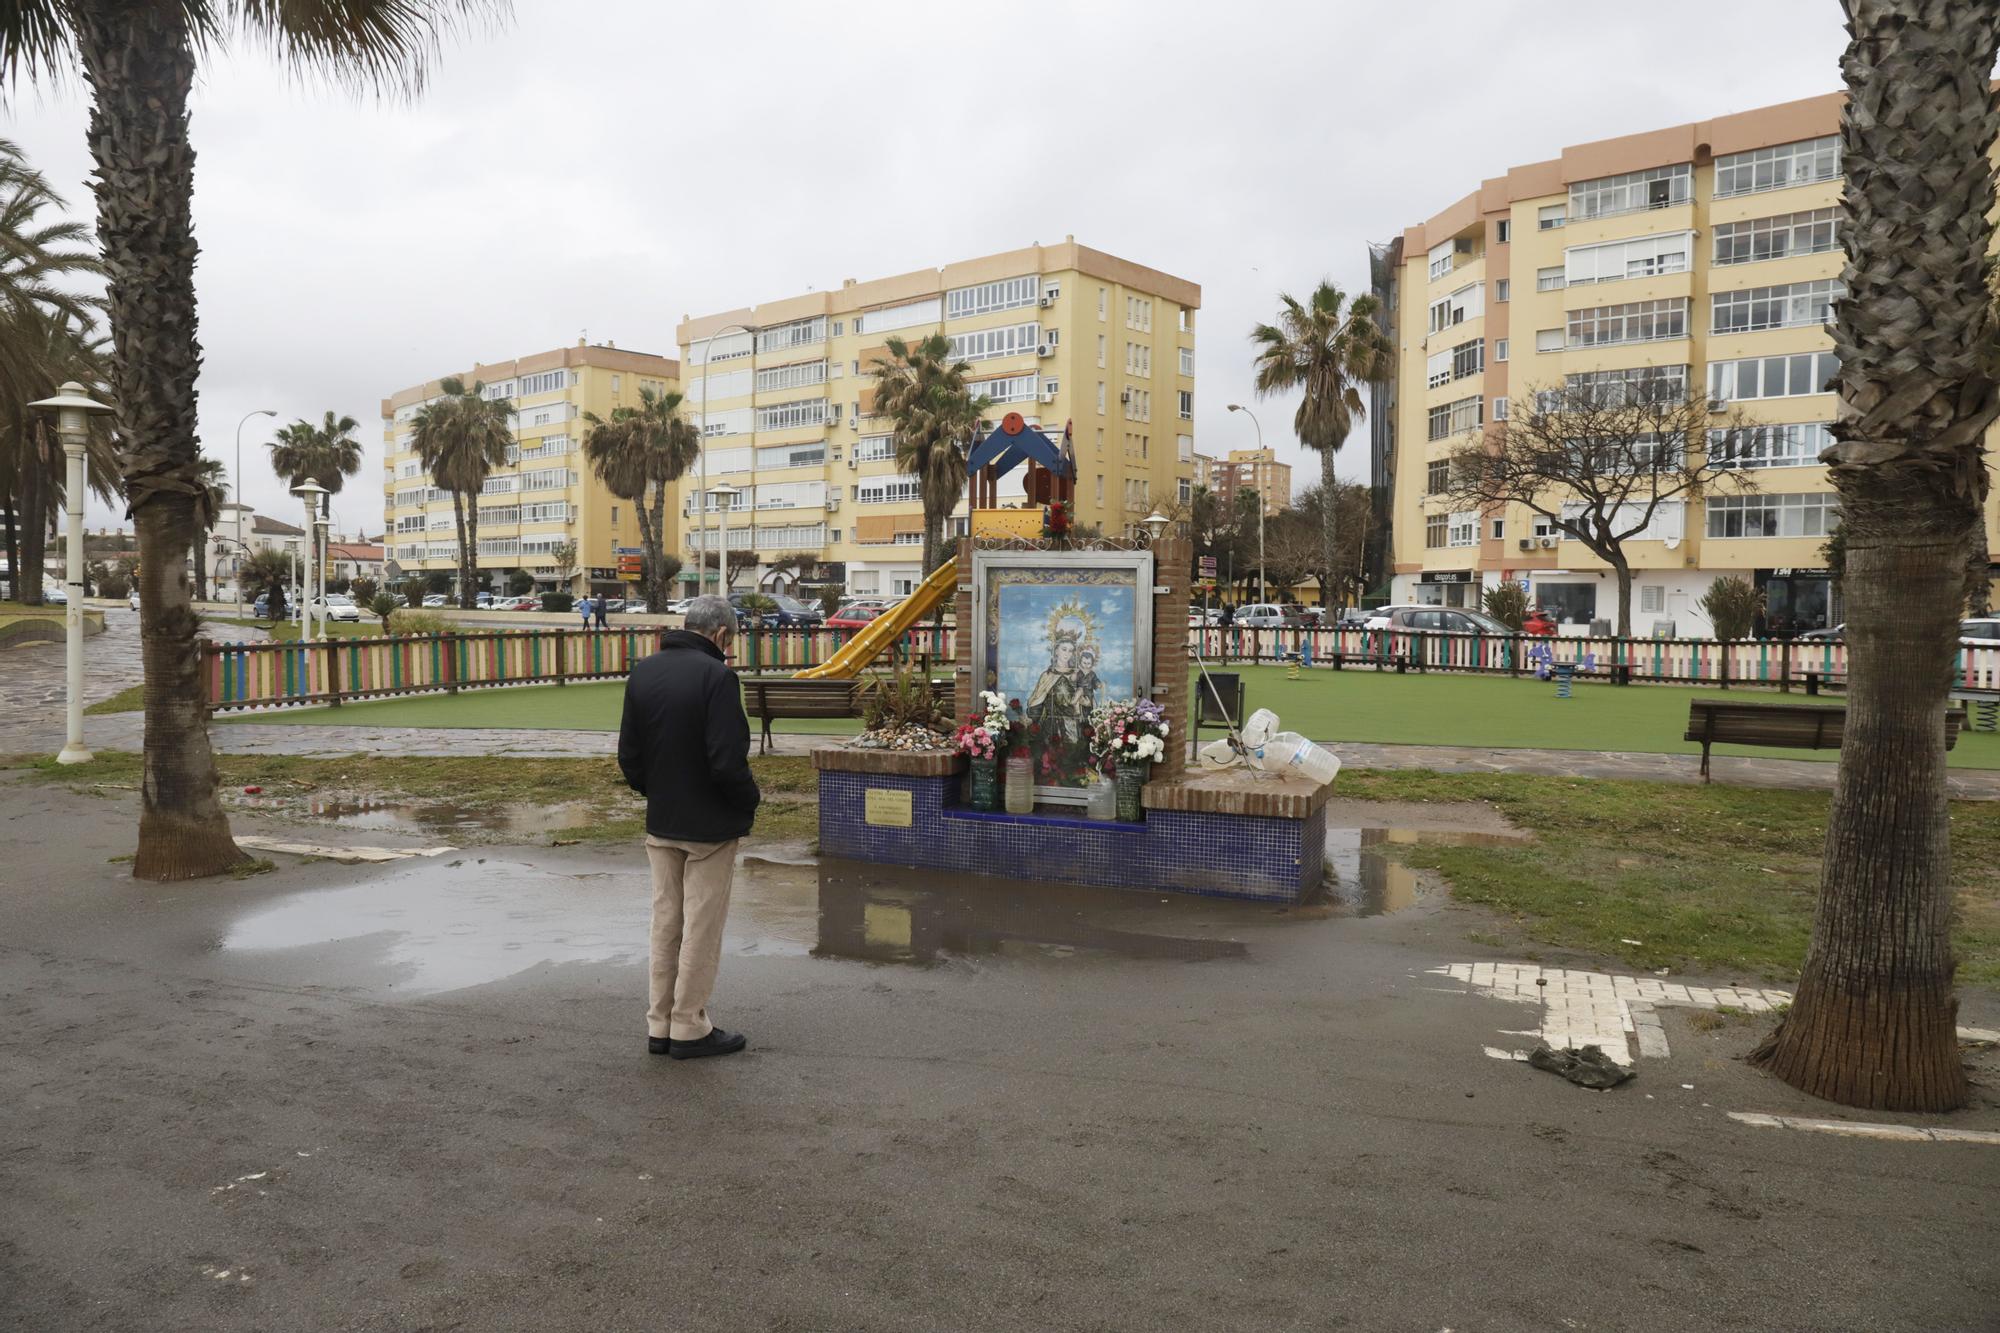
[[1377, 91, 2000, 636], [674, 237, 1198, 600], [379, 342, 680, 600]]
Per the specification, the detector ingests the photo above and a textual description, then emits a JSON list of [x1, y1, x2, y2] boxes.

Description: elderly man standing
[[618, 595, 761, 1059]]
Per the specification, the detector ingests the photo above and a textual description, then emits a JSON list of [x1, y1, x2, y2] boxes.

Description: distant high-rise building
[[1203, 448, 1291, 517]]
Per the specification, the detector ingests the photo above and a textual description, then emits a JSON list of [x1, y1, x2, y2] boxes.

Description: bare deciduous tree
[[1441, 376, 1755, 634]]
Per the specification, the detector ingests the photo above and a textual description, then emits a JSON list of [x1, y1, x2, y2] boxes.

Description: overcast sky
[[4, 0, 1849, 534]]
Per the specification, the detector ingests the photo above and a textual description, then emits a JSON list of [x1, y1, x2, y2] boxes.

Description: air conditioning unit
[[1538, 536, 1556, 549], [1708, 398, 1727, 412], [825, 496, 841, 513], [1041, 389, 1058, 404], [1517, 538, 1531, 551], [846, 455, 857, 470], [1036, 343, 1055, 358], [1039, 294, 1055, 308], [1119, 389, 1132, 404]]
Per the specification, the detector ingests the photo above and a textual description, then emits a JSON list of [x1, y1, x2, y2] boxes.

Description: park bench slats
[[1684, 700, 1963, 781], [742, 678, 864, 754]]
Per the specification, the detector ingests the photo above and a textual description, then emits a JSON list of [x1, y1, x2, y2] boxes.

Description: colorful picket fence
[[204, 622, 959, 713], [1191, 625, 2000, 694]]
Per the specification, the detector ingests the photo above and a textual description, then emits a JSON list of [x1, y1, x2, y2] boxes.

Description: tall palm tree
[[189, 455, 227, 602], [871, 333, 989, 575], [583, 385, 697, 612], [1750, 0, 2000, 1112], [0, 2, 502, 881], [412, 375, 512, 609], [1249, 282, 1391, 611], [0, 140, 107, 601], [270, 410, 363, 510]]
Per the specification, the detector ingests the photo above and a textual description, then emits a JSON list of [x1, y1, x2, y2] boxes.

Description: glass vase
[[1114, 760, 1149, 822], [1003, 752, 1034, 814], [968, 756, 999, 811], [1084, 776, 1116, 821]]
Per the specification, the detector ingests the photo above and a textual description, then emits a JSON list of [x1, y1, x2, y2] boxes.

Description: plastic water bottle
[[1241, 708, 1279, 749], [1260, 731, 1341, 786]]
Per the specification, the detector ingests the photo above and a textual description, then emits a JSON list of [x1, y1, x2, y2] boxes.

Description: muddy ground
[[3, 773, 1997, 1332]]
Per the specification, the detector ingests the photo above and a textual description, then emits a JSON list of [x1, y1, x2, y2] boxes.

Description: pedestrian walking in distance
[[618, 594, 760, 1059], [578, 594, 593, 630], [594, 594, 610, 630]]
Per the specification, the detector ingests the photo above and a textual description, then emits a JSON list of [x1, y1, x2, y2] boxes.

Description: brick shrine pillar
[[1149, 535, 1191, 783]]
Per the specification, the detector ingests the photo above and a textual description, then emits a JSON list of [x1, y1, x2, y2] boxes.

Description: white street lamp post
[[711, 482, 741, 598], [29, 382, 112, 765], [1227, 404, 1266, 604], [293, 480, 327, 641], [233, 408, 275, 617], [696, 322, 756, 597]]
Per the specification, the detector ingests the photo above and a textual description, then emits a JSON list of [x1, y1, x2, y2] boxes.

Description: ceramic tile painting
[[971, 551, 1154, 802]]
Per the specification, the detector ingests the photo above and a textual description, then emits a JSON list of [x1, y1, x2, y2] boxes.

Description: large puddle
[[1326, 828, 1530, 916], [215, 825, 1530, 995], [234, 794, 601, 837]]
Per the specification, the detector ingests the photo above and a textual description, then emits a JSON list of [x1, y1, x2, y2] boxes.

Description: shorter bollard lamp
[[1141, 511, 1171, 543]]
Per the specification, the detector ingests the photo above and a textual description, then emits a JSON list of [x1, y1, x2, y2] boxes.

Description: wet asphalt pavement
[[4, 775, 1997, 1331]]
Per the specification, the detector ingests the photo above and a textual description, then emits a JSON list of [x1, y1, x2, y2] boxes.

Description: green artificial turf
[[216, 664, 2000, 768]]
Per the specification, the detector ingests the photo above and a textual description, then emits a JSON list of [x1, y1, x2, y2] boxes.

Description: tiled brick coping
[[814, 746, 1328, 902]]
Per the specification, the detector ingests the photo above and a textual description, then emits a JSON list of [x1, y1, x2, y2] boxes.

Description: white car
[[423, 594, 448, 608], [319, 593, 362, 623], [665, 597, 694, 614]]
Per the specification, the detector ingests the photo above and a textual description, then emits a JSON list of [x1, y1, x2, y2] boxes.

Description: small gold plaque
[[863, 788, 914, 827]]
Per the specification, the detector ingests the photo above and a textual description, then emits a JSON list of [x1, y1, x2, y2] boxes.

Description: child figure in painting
[[1073, 645, 1101, 716]]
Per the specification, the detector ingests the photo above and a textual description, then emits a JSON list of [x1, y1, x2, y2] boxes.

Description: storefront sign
[[587, 566, 616, 579], [1765, 568, 1830, 579], [1420, 570, 1477, 585], [863, 789, 913, 827]]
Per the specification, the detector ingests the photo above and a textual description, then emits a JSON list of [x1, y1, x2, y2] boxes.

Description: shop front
[[1754, 567, 1838, 638], [1415, 569, 1479, 609]]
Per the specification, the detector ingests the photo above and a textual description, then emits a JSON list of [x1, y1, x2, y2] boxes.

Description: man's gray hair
[[683, 594, 735, 636]]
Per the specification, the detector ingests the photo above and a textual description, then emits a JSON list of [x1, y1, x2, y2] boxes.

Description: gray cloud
[[5, 0, 1844, 532]]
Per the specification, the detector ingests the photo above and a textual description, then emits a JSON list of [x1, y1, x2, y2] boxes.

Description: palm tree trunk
[[1318, 447, 1339, 610], [647, 482, 668, 611], [1749, 0, 1998, 1111], [18, 425, 47, 605], [449, 492, 470, 608], [0, 494, 16, 602], [75, 4, 244, 879], [191, 531, 208, 602], [462, 501, 480, 609]]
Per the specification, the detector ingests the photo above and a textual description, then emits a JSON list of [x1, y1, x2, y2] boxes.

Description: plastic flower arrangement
[[1089, 697, 1170, 765]]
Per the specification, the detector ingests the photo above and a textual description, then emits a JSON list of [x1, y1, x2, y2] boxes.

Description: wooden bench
[[741, 677, 864, 755], [1684, 700, 1964, 781]]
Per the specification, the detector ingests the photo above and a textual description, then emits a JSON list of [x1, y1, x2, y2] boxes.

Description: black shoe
[[647, 1035, 672, 1055], [667, 1028, 748, 1060]]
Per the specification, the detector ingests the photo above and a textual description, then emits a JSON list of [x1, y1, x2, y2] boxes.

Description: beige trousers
[[644, 836, 740, 1041]]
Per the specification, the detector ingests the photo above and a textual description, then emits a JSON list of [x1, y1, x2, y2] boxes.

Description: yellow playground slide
[[794, 557, 959, 680]]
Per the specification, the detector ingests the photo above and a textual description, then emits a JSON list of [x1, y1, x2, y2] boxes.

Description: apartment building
[[674, 237, 1198, 600], [1204, 448, 1292, 517], [1376, 90, 1998, 636], [379, 342, 680, 599]]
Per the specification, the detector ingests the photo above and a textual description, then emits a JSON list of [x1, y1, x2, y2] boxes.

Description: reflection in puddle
[[234, 794, 600, 836], [1325, 827, 1530, 917], [218, 852, 1260, 994]]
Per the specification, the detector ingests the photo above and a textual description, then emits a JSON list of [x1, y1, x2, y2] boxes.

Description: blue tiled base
[[818, 770, 1324, 903]]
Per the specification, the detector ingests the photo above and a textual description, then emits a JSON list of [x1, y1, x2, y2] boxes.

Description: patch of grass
[[1337, 767, 2000, 987], [106, 853, 133, 864], [85, 683, 147, 715], [230, 857, 276, 879], [1685, 1010, 1728, 1032]]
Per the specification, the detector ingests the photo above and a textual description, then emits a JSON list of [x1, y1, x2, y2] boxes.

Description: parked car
[[316, 593, 362, 623], [598, 598, 625, 614], [42, 586, 67, 606], [828, 604, 885, 631], [1336, 608, 1372, 629], [764, 593, 824, 628], [505, 595, 540, 611], [624, 600, 648, 615], [1378, 606, 1519, 637], [475, 592, 497, 608], [665, 597, 695, 614], [1363, 604, 1428, 631], [1232, 602, 1308, 629], [423, 594, 448, 607], [1796, 623, 1845, 642], [252, 593, 270, 618], [1961, 618, 2000, 645]]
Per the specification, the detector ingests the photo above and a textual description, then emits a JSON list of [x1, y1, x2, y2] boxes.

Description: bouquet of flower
[[955, 690, 1011, 760], [1089, 697, 1170, 765], [1043, 498, 1073, 540]]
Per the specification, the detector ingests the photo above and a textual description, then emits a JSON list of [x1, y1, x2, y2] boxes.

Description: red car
[[826, 604, 884, 631], [1523, 610, 1558, 636]]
